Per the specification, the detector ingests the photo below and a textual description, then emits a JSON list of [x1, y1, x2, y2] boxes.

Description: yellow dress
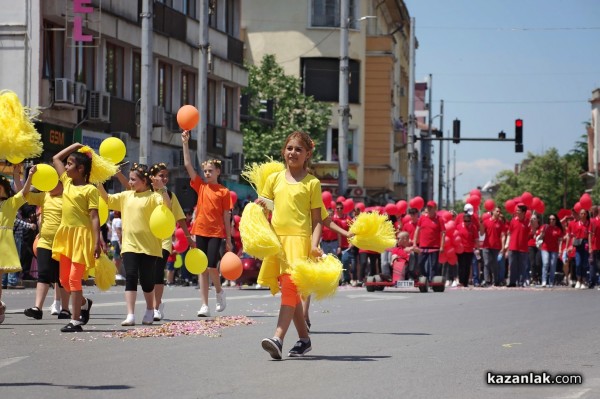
[[26, 191, 62, 251], [51, 173, 99, 269], [162, 192, 185, 253], [0, 192, 26, 272]]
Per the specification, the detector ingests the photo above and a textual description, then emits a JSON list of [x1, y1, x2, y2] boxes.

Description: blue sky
[[404, 0, 600, 204]]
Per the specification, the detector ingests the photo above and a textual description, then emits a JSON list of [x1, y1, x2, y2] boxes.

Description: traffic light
[[452, 119, 461, 144], [515, 119, 523, 152]]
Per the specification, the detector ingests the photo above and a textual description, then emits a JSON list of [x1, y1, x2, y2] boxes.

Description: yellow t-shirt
[[26, 191, 62, 251], [59, 173, 99, 228], [260, 170, 324, 237], [162, 192, 186, 252], [107, 190, 164, 257]]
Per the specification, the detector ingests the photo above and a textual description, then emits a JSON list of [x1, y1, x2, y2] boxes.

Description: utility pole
[[197, 0, 209, 165], [446, 129, 450, 208], [139, 0, 153, 165], [437, 99, 444, 207], [338, 0, 350, 197], [452, 150, 456, 206], [406, 17, 416, 198], [427, 74, 433, 201]]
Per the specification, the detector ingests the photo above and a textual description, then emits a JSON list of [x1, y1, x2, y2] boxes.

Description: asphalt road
[[1, 284, 598, 399]]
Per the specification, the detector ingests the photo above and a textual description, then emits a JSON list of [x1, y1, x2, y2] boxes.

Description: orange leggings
[[279, 274, 301, 307], [59, 255, 85, 292]]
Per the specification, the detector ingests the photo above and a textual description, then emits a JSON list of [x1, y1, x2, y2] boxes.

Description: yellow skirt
[[257, 235, 311, 295], [52, 225, 96, 270]]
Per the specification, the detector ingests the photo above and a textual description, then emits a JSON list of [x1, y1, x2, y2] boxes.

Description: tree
[[241, 54, 331, 165]]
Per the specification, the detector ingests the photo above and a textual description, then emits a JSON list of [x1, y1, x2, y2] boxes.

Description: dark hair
[[0, 175, 15, 199], [69, 151, 92, 183], [408, 208, 419, 215], [130, 163, 153, 189], [281, 131, 315, 169], [548, 213, 563, 232], [149, 162, 168, 177]]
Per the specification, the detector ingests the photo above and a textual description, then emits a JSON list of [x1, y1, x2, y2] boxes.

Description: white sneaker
[[541, 282, 546, 287], [222, 280, 230, 287], [216, 290, 226, 312], [121, 314, 135, 326], [575, 281, 581, 289], [115, 274, 125, 281], [50, 301, 61, 315], [229, 281, 237, 287], [451, 280, 458, 288], [154, 303, 164, 321], [255, 284, 262, 289], [142, 310, 154, 325], [197, 304, 210, 317], [580, 283, 587, 290], [445, 280, 450, 287]]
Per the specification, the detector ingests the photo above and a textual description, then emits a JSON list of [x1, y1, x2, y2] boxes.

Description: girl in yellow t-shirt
[[182, 131, 233, 318], [99, 163, 171, 326], [0, 165, 35, 324], [149, 162, 194, 321], [51, 143, 101, 333], [257, 131, 325, 360]]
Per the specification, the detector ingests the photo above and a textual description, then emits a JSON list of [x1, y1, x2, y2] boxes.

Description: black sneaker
[[261, 338, 282, 360], [24, 307, 43, 320], [288, 339, 312, 357], [60, 322, 83, 333], [58, 309, 72, 319], [80, 298, 93, 325]]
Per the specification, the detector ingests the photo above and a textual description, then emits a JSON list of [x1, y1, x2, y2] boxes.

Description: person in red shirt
[[402, 208, 419, 244], [333, 204, 355, 284], [320, 207, 339, 256], [390, 231, 419, 282], [504, 203, 530, 287], [414, 201, 445, 282], [527, 216, 542, 286], [538, 213, 563, 287], [588, 206, 600, 289], [480, 207, 506, 286], [456, 210, 479, 287], [568, 209, 590, 289]]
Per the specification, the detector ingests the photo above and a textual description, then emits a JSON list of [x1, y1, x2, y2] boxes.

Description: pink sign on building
[[73, 0, 93, 42]]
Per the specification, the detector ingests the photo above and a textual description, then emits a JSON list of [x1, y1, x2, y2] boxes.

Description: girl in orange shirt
[[182, 131, 233, 317]]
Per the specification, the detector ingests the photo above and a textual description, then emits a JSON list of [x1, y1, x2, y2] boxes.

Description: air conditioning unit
[[153, 106, 165, 127], [74, 82, 87, 107], [88, 91, 111, 122], [221, 159, 232, 175], [54, 78, 75, 104], [348, 186, 365, 198], [231, 152, 244, 173]]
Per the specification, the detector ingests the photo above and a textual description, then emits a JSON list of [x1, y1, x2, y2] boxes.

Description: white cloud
[[454, 158, 513, 199]]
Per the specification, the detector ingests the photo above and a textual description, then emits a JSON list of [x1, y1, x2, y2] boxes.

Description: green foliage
[[493, 148, 584, 216], [241, 54, 331, 165]]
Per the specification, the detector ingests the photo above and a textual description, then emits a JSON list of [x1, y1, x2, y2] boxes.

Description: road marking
[[90, 294, 274, 308], [0, 356, 28, 369], [553, 377, 599, 399], [501, 343, 522, 348], [347, 294, 410, 301]]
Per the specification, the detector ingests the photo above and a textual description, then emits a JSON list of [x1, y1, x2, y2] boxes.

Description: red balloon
[[455, 242, 464, 254], [470, 195, 481, 208], [447, 252, 458, 265], [175, 227, 186, 242], [580, 193, 592, 211], [174, 239, 188, 253], [445, 220, 456, 234], [329, 201, 336, 210], [233, 214, 241, 224], [396, 200, 408, 215], [505, 199, 516, 214], [531, 197, 541, 213], [343, 199, 355, 214], [410, 196, 424, 210], [384, 203, 398, 215], [521, 192, 533, 208], [440, 210, 452, 222], [482, 212, 491, 220], [537, 201, 545, 214], [355, 202, 366, 212], [439, 251, 448, 264], [336, 196, 346, 203], [574, 202, 582, 213], [322, 191, 333, 205], [470, 188, 481, 197], [513, 196, 522, 205], [484, 199, 495, 211], [402, 215, 411, 224], [230, 191, 238, 205]]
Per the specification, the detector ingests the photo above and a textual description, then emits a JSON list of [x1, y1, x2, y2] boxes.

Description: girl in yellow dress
[[0, 165, 35, 324], [257, 131, 325, 360], [51, 143, 102, 333]]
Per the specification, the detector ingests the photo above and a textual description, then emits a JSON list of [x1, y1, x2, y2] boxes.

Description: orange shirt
[[190, 176, 232, 238]]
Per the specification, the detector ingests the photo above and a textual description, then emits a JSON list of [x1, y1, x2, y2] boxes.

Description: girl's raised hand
[[151, 175, 165, 190], [181, 130, 190, 144]]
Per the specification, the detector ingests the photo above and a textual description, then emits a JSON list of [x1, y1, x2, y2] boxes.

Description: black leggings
[[36, 247, 60, 285], [153, 249, 170, 284], [122, 252, 159, 292], [195, 236, 224, 268]]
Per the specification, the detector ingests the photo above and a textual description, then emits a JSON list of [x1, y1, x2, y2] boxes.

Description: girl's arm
[[20, 165, 36, 196], [53, 143, 83, 175], [223, 210, 232, 252], [322, 217, 353, 238], [310, 208, 324, 258], [96, 183, 109, 201], [115, 169, 129, 189], [90, 208, 102, 258], [181, 130, 198, 181], [12, 163, 23, 191]]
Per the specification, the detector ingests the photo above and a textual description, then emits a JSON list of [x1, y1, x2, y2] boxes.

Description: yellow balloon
[[174, 254, 183, 269], [149, 204, 176, 239], [6, 155, 24, 164], [185, 248, 208, 274], [98, 197, 109, 226], [99, 137, 126, 164], [32, 164, 59, 192]]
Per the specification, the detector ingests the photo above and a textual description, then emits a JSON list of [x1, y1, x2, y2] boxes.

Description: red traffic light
[[515, 119, 523, 127]]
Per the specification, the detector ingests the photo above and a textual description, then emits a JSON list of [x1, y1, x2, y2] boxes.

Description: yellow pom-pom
[[349, 212, 397, 253], [78, 145, 119, 184], [291, 254, 343, 300], [0, 90, 43, 160], [239, 202, 282, 259], [93, 253, 116, 291], [241, 157, 285, 194]]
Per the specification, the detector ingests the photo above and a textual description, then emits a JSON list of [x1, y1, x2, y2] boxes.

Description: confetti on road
[[106, 316, 256, 339]]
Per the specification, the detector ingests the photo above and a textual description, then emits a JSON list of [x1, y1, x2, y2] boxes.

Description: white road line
[[89, 294, 274, 308], [0, 356, 28, 369], [347, 294, 410, 300]]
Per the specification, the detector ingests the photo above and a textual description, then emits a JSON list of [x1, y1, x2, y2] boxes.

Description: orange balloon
[[220, 252, 243, 280], [33, 236, 39, 258], [177, 105, 200, 130]]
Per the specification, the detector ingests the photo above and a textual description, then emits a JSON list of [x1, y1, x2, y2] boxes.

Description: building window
[[158, 61, 173, 112], [225, 0, 237, 36], [75, 44, 95, 89], [132, 52, 141, 102], [209, 0, 218, 29], [181, 71, 196, 106], [183, 0, 197, 19], [319, 128, 355, 162], [301, 57, 360, 103], [222, 86, 235, 129], [105, 43, 124, 97], [43, 22, 64, 79], [310, 0, 357, 29], [207, 79, 216, 124]]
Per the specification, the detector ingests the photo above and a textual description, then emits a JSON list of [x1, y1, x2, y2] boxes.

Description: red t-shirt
[[417, 214, 445, 248], [482, 217, 505, 250], [568, 219, 590, 240], [457, 221, 478, 253], [402, 220, 418, 242], [528, 227, 542, 247], [541, 224, 563, 252], [590, 218, 600, 251], [321, 225, 338, 241], [333, 214, 351, 249], [508, 216, 530, 252]]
